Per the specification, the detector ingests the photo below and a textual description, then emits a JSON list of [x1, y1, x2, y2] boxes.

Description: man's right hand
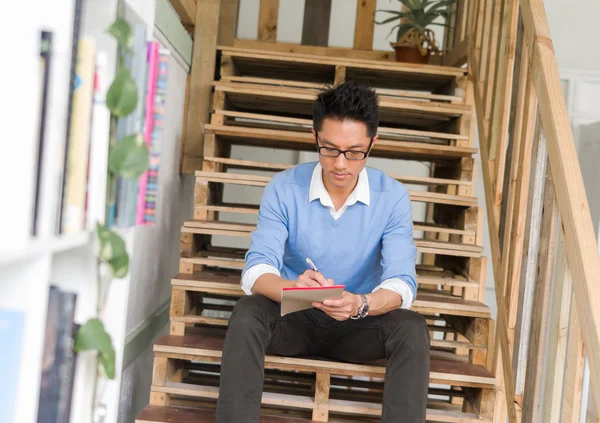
[[295, 270, 334, 288]]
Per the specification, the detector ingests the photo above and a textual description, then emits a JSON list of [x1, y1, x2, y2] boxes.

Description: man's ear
[[311, 127, 316, 137], [371, 134, 379, 147]]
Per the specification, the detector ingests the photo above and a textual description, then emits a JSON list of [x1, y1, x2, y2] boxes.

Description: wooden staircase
[[136, 45, 497, 422]]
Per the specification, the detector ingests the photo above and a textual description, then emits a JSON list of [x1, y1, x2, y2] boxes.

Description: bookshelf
[[0, 0, 157, 423]]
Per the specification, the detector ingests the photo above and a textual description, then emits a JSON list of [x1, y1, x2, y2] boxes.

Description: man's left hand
[[313, 291, 362, 321]]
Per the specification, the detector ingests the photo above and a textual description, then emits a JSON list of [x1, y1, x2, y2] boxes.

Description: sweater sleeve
[[242, 177, 289, 278], [379, 186, 418, 299]]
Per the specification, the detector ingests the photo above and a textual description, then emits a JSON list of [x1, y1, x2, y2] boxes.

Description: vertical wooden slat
[[301, 0, 332, 46], [477, 0, 493, 89], [521, 157, 559, 423], [258, 0, 279, 42], [218, 0, 240, 46], [489, 0, 519, 227], [353, 0, 376, 50], [312, 372, 331, 421], [182, 0, 221, 174], [541, 229, 573, 423], [484, 0, 503, 121], [513, 118, 546, 398], [562, 301, 585, 423]]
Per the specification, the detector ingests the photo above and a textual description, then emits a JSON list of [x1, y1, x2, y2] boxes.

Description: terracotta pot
[[391, 45, 430, 64]]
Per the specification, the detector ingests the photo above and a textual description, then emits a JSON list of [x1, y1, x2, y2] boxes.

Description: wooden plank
[[353, 0, 376, 50], [182, 0, 221, 173], [213, 82, 470, 116], [541, 229, 573, 423], [217, 0, 240, 46], [232, 38, 396, 61], [136, 405, 311, 423], [214, 108, 467, 141], [521, 162, 559, 423], [169, 0, 196, 27], [258, 0, 279, 42], [521, 0, 600, 413], [205, 124, 476, 161], [312, 373, 330, 421], [301, 0, 331, 47], [561, 295, 585, 423], [218, 46, 467, 77], [154, 333, 495, 387], [444, 39, 469, 68], [219, 76, 463, 102], [483, 0, 502, 121]]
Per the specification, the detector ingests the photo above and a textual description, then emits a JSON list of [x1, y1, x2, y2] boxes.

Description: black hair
[[312, 81, 380, 138]]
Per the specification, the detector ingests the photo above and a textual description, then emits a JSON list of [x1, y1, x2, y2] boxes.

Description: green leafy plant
[[75, 18, 148, 382], [375, 0, 455, 56]]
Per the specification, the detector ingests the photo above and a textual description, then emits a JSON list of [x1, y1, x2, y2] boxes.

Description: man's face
[[312, 118, 377, 193]]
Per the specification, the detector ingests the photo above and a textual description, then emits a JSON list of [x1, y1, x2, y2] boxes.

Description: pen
[[305, 257, 318, 272]]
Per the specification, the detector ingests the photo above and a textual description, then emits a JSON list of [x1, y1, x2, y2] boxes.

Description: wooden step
[[213, 82, 470, 130], [170, 270, 490, 319], [181, 221, 483, 258], [204, 124, 476, 161], [214, 110, 469, 145], [220, 76, 463, 103], [194, 170, 478, 207], [218, 46, 466, 95], [136, 405, 311, 423], [204, 156, 473, 188], [153, 329, 495, 389]]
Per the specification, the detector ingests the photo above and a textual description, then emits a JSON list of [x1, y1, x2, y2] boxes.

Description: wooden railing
[[458, 0, 600, 421]]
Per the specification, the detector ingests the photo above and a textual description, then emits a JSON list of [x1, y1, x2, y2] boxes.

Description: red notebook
[[280, 285, 344, 316]]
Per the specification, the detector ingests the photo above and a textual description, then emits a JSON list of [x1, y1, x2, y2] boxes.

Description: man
[[215, 82, 430, 422]]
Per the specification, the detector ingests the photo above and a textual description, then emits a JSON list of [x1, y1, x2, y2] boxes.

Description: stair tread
[[220, 75, 464, 103], [214, 82, 470, 116], [171, 269, 489, 317], [194, 170, 478, 207], [218, 45, 467, 75], [136, 405, 309, 422], [153, 328, 495, 388], [136, 403, 489, 423], [203, 156, 472, 186], [181, 221, 483, 258], [205, 124, 476, 161]]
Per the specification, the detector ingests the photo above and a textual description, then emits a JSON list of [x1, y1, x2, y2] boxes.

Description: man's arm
[[375, 186, 418, 309], [242, 177, 332, 301]]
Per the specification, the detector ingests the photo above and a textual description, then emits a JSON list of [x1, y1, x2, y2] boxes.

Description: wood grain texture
[[168, 0, 196, 27], [353, 0, 376, 50], [182, 0, 221, 172], [258, 0, 279, 42]]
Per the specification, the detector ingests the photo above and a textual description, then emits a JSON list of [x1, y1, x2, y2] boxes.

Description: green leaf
[[107, 19, 133, 52], [108, 133, 149, 179], [106, 67, 138, 117], [96, 225, 129, 278], [374, 12, 409, 25], [74, 319, 116, 379]]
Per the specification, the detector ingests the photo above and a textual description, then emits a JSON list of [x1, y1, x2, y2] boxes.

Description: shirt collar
[[309, 162, 370, 207]]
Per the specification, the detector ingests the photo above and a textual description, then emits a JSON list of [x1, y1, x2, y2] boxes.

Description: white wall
[[546, 0, 600, 72]]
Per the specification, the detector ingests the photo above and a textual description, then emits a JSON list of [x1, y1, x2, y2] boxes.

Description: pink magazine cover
[[136, 41, 159, 225]]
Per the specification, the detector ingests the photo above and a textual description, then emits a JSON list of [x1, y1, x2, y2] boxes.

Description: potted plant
[[375, 0, 455, 64]]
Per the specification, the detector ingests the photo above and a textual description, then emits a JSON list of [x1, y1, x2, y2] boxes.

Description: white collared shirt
[[241, 163, 414, 309]]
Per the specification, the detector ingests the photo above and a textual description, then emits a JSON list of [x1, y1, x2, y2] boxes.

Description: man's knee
[[229, 295, 278, 331], [384, 309, 430, 349]]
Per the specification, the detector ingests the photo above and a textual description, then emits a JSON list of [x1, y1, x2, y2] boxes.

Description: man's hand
[[295, 270, 334, 288], [312, 291, 362, 321]]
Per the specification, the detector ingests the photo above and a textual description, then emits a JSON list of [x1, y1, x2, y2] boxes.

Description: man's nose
[[334, 153, 348, 169]]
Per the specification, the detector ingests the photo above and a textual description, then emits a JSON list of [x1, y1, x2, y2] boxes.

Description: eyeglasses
[[315, 135, 373, 161]]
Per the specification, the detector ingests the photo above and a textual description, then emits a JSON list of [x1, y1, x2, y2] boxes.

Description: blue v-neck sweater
[[243, 162, 418, 297]]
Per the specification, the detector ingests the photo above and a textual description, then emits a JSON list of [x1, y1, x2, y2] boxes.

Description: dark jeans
[[215, 295, 430, 422]]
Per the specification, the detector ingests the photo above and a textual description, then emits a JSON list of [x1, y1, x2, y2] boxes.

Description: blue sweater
[[243, 162, 418, 297]]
